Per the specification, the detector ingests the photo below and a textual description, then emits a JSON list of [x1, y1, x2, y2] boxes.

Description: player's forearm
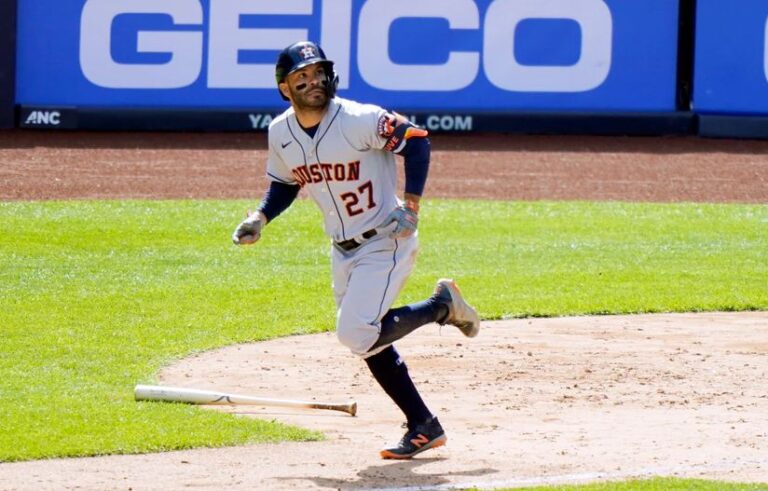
[[402, 137, 430, 197], [258, 181, 300, 223]]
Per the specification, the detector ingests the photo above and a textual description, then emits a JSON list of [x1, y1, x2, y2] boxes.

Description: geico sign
[[80, 0, 612, 92]]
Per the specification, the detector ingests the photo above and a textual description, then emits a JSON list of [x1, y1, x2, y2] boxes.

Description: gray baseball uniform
[[266, 97, 417, 356], [231, 40, 480, 460]]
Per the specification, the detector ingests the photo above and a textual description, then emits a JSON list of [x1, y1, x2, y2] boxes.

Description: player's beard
[[289, 84, 329, 112]]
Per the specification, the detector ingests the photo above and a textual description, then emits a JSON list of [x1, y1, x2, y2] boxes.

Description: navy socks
[[364, 345, 432, 426], [369, 297, 449, 351], [363, 294, 449, 426]]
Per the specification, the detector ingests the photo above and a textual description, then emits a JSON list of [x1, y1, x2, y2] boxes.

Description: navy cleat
[[380, 417, 447, 459]]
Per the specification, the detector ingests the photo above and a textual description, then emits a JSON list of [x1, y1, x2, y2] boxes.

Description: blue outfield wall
[[693, 0, 768, 138], [15, 0, 768, 138], [15, 0, 691, 133], [693, 0, 768, 115], [0, 0, 17, 129]]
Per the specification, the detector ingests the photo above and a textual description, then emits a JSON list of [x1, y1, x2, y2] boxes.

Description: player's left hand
[[384, 205, 418, 238]]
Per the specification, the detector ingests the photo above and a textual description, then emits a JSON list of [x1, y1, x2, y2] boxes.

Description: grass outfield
[[491, 477, 768, 490], [1, 199, 766, 486]]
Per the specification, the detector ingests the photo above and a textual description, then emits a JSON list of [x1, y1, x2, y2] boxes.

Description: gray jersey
[[266, 97, 399, 242]]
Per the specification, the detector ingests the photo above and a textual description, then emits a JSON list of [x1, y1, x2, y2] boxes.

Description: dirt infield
[[1, 131, 767, 490], [2, 131, 768, 202]]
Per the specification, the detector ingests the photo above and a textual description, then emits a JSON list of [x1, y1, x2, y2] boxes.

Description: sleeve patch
[[377, 111, 428, 153], [377, 112, 397, 138]]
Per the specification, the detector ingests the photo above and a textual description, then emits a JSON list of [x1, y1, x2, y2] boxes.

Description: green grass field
[[1, 198, 766, 489], [491, 477, 768, 491]]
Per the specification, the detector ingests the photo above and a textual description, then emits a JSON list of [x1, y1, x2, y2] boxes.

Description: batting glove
[[232, 211, 264, 245], [384, 205, 418, 238]]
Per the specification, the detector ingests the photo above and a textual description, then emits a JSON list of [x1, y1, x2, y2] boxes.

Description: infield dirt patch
[[158, 312, 768, 489]]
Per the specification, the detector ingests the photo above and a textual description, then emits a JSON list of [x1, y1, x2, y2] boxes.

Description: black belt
[[335, 229, 378, 251]]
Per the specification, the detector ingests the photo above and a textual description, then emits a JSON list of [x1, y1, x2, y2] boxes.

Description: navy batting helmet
[[275, 41, 339, 101]]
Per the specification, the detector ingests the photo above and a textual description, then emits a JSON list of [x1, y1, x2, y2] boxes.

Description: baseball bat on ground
[[134, 384, 357, 416]]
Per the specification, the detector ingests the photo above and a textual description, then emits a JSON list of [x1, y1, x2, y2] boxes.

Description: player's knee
[[336, 309, 378, 356]]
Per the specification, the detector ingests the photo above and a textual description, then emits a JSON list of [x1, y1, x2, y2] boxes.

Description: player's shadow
[[280, 458, 499, 490]]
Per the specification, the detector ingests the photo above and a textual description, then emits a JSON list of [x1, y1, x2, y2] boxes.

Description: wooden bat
[[134, 384, 357, 416]]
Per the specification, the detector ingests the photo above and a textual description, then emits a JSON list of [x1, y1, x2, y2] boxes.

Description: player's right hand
[[384, 205, 418, 239], [232, 210, 264, 245]]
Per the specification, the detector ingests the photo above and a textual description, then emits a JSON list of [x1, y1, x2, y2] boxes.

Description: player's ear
[[279, 82, 291, 101]]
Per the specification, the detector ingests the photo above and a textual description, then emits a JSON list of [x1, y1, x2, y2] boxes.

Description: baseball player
[[232, 41, 480, 459]]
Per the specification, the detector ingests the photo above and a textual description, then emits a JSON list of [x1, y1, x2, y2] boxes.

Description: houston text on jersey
[[291, 161, 361, 187]]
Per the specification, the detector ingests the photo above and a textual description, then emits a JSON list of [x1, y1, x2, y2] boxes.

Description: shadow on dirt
[[280, 458, 499, 489]]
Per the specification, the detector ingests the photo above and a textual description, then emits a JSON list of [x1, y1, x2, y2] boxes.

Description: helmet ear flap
[[324, 64, 339, 99]]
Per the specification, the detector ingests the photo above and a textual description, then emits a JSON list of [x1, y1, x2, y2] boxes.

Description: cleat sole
[[380, 434, 447, 460]]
